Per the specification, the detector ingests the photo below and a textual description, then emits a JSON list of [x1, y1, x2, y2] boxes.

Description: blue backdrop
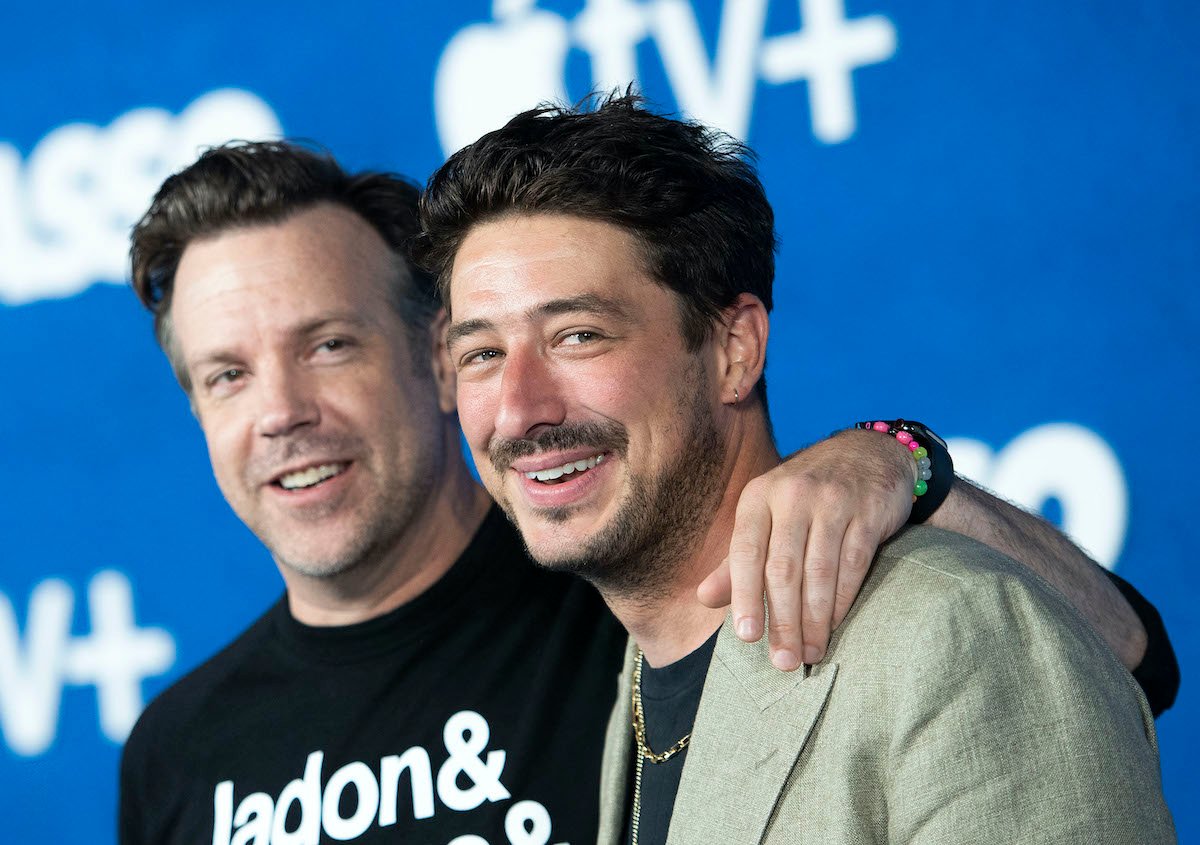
[[1, 1, 1196, 841]]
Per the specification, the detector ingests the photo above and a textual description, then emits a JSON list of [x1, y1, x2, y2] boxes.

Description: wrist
[[832, 428, 919, 522], [853, 419, 954, 524]]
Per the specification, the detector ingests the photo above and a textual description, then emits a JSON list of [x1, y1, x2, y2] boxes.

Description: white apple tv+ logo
[[433, 0, 900, 157]]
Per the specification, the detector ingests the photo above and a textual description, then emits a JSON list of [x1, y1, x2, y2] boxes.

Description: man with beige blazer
[[422, 93, 1176, 844]]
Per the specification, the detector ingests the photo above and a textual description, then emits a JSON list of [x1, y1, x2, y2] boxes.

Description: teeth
[[525, 453, 604, 482], [279, 463, 344, 490]]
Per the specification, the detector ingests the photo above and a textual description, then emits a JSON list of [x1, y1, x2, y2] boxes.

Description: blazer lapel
[[665, 616, 838, 845], [596, 637, 638, 845]]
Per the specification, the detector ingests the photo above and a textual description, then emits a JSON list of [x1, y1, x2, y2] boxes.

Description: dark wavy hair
[[130, 140, 437, 391], [413, 92, 776, 404]]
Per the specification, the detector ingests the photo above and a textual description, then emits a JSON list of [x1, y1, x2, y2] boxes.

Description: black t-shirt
[[119, 507, 627, 845], [620, 632, 718, 845]]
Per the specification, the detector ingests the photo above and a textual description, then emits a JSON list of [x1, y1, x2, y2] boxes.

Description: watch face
[[901, 420, 948, 451]]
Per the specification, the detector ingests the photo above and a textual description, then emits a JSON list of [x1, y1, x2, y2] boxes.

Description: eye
[[464, 349, 502, 366], [560, 330, 599, 346], [310, 337, 358, 364], [209, 368, 244, 386], [203, 367, 246, 397]]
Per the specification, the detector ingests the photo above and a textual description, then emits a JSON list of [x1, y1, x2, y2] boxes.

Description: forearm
[[928, 476, 1147, 669]]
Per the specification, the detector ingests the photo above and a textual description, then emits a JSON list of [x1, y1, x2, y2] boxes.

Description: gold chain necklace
[[629, 647, 692, 845]]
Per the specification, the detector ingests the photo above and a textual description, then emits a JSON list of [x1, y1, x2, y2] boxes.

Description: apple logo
[[434, 0, 572, 157]]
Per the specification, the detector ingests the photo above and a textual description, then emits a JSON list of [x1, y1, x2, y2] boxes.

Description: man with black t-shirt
[[121, 141, 1175, 845], [427, 96, 1176, 843]]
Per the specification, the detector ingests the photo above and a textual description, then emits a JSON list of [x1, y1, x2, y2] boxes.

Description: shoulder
[[799, 531, 1172, 842], [845, 524, 1109, 651], [123, 600, 278, 763], [828, 525, 1153, 735], [824, 524, 1147, 710], [873, 523, 1051, 594], [119, 601, 281, 841]]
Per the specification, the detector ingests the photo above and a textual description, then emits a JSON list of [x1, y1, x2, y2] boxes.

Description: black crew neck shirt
[[119, 507, 627, 845], [620, 630, 719, 845]]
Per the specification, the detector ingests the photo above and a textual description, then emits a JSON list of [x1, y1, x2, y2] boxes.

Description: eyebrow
[[188, 312, 373, 370], [446, 293, 633, 348], [293, 313, 373, 337]]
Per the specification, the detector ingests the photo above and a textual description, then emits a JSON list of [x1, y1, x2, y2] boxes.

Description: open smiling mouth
[[524, 453, 605, 485], [273, 462, 349, 491]]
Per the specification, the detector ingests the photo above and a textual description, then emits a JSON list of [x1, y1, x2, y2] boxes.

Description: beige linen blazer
[[597, 526, 1175, 844]]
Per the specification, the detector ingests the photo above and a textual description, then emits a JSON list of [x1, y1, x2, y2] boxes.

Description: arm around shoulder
[[929, 475, 1181, 716]]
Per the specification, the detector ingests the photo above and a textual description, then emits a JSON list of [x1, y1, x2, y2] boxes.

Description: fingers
[[725, 432, 908, 673], [791, 517, 846, 666], [763, 515, 810, 671], [831, 520, 877, 630], [726, 478, 773, 643], [697, 558, 733, 608]]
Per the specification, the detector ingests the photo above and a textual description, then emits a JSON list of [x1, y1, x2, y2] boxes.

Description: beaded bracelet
[[854, 419, 954, 524], [855, 420, 933, 499]]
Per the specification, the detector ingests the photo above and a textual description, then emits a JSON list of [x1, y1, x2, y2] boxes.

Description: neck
[[604, 410, 780, 668], [283, 419, 493, 626]]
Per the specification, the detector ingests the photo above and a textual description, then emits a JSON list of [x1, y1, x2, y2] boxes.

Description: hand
[[697, 429, 915, 669]]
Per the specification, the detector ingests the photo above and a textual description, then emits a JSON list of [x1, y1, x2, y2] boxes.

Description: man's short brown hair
[[130, 141, 437, 391]]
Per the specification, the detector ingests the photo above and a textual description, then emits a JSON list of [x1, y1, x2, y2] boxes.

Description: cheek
[[559, 356, 663, 422], [582, 356, 702, 462], [455, 381, 498, 455], [327, 363, 430, 433], [202, 420, 249, 497]]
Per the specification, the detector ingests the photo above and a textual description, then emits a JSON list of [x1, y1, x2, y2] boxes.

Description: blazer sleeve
[[886, 564, 1176, 845]]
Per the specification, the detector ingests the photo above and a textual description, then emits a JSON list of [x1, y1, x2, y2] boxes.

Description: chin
[[282, 554, 363, 580], [519, 507, 603, 546], [265, 531, 367, 580], [525, 543, 607, 578]]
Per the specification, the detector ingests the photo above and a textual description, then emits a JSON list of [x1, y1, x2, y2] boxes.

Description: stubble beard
[[273, 479, 431, 582], [244, 434, 438, 583], [488, 364, 727, 599]]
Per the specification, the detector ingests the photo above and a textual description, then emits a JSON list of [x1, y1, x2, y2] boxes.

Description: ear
[[428, 308, 458, 414], [716, 293, 769, 405]]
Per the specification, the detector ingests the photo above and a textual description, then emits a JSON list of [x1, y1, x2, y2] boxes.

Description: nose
[[494, 345, 567, 440], [255, 363, 320, 438]]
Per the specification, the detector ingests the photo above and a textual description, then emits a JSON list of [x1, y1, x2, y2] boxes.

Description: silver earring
[[733, 387, 740, 403]]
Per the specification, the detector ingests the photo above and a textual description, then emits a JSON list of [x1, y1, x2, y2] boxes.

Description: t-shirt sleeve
[[1103, 568, 1179, 716], [117, 723, 150, 845], [118, 700, 176, 845]]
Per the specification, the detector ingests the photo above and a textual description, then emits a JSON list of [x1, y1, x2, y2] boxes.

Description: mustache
[[489, 420, 629, 473], [247, 433, 362, 484]]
